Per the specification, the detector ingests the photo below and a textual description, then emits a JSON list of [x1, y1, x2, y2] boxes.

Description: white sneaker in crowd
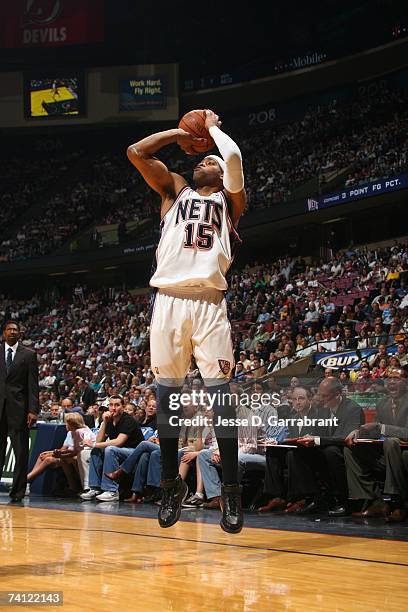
[[80, 489, 99, 500], [96, 491, 119, 502]]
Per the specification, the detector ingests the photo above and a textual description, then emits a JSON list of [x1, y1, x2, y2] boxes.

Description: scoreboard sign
[[119, 77, 167, 111]]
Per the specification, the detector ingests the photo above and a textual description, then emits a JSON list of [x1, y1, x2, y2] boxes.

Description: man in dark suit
[[76, 378, 96, 410], [284, 377, 362, 515], [344, 367, 408, 522], [0, 321, 40, 501], [258, 385, 319, 512]]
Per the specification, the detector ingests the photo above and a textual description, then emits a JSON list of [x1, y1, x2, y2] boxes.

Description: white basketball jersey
[[150, 186, 241, 291]]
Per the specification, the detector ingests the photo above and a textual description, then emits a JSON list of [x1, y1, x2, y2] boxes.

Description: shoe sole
[[220, 520, 243, 534], [219, 498, 243, 534], [158, 481, 188, 528]]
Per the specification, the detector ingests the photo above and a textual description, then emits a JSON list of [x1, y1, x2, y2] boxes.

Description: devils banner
[[0, 0, 104, 48]]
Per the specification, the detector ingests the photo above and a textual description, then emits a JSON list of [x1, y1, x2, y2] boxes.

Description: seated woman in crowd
[[27, 413, 95, 494], [372, 357, 388, 379]]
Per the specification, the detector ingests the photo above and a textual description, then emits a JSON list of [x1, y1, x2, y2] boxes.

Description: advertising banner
[[119, 77, 167, 111], [0, 0, 104, 48], [314, 346, 397, 370]]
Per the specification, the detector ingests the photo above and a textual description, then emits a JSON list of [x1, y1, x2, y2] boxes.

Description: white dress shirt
[[5, 341, 18, 363]]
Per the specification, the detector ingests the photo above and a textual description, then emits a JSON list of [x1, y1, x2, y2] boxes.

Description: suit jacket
[[0, 342, 40, 430], [83, 413, 95, 429], [80, 386, 96, 409], [377, 394, 408, 440], [316, 397, 363, 446], [286, 406, 321, 438]]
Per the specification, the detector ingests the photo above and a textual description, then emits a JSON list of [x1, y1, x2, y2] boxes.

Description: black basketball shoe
[[220, 483, 243, 534], [158, 476, 188, 528]]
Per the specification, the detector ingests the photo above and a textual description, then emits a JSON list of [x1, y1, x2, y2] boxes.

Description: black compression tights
[[156, 382, 238, 484]]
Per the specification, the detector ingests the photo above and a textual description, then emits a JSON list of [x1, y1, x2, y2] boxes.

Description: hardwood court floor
[[0, 504, 407, 612]]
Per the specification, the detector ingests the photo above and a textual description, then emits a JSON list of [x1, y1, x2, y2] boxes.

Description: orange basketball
[[178, 109, 215, 153]]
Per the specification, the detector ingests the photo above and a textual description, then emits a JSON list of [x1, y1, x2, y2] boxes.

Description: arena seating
[[1, 238, 407, 516], [0, 87, 406, 262], [0, 241, 405, 404]]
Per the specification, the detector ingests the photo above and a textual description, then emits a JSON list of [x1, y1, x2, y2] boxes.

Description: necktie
[[391, 399, 398, 424], [6, 347, 13, 372], [330, 412, 336, 436]]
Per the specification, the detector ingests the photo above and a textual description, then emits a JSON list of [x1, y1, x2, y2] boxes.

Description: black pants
[[344, 438, 408, 501], [287, 445, 348, 502], [0, 411, 30, 498], [263, 447, 287, 498]]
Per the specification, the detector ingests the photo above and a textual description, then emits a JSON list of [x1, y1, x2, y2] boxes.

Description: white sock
[[195, 491, 204, 499]]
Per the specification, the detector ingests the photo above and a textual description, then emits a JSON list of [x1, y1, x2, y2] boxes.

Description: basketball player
[[127, 110, 246, 533], [51, 79, 60, 101]]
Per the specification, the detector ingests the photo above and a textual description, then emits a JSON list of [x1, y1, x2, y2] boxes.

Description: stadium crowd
[[0, 86, 406, 262], [2, 240, 408, 519], [242, 88, 407, 206], [0, 145, 81, 261]]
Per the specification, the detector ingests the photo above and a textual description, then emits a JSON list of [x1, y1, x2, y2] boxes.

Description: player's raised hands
[[204, 109, 222, 130], [176, 128, 207, 155]]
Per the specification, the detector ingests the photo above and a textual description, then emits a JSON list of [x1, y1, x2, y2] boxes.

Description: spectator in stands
[[357, 328, 370, 350], [80, 395, 144, 502], [339, 369, 351, 388], [304, 303, 319, 326], [386, 356, 402, 376], [396, 343, 408, 367], [372, 358, 389, 379], [369, 344, 389, 368], [285, 378, 362, 516], [138, 397, 157, 429], [258, 386, 318, 512], [370, 323, 389, 348], [27, 413, 95, 494], [75, 379, 96, 409], [338, 326, 358, 350], [353, 363, 374, 393], [345, 368, 408, 522], [104, 434, 161, 504], [199, 398, 267, 510], [124, 402, 138, 417]]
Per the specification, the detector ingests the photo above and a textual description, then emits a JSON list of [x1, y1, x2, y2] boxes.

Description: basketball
[[178, 109, 215, 153]]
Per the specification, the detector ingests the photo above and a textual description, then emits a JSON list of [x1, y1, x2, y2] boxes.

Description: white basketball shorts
[[150, 287, 234, 387]]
